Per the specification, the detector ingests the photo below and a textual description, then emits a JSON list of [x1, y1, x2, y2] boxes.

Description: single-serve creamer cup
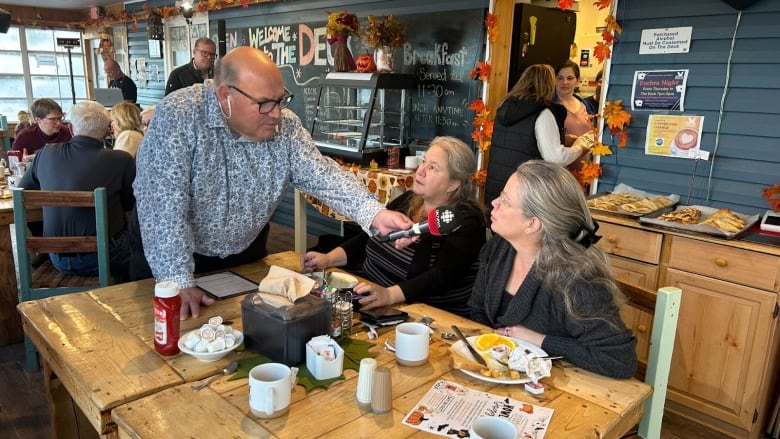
[[249, 363, 297, 419], [395, 322, 429, 366], [469, 416, 518, 439]]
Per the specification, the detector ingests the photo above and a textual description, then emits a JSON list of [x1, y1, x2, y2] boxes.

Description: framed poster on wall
[[148, 39, 162, 59]]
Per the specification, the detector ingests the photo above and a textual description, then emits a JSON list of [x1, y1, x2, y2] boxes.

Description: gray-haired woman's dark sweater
[[469, 236, 637, 379]]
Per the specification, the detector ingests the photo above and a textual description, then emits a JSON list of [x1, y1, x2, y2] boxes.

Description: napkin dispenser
[[241, 293, 331, 366]]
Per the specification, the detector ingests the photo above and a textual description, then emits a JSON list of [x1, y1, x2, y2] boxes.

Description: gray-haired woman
[[470, 160, 637, 378]]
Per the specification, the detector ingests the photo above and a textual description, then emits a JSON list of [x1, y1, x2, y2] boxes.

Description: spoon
[[420, 316, 435, 326], [191, 360, 239, 391]]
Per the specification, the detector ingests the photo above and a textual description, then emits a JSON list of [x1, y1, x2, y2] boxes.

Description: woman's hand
[[301, 251, 329, 272], [497, 325, 546, 347], [353, 283, 405, 311]]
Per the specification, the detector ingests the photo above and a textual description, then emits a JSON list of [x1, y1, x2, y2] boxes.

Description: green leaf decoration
[[227, 337, 376, 393], [340, 337, 376, 371]]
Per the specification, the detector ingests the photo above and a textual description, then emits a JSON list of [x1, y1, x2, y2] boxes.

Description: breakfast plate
[[451, 336, 547, 384]]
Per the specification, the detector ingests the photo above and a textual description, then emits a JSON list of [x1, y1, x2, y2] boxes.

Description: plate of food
[[450, 334, 551, 384], [586, 184, 679, 218], [639, 205, 760, 239]]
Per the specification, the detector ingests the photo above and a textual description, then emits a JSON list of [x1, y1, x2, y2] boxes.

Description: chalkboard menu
[[220, 7, 486, 145]]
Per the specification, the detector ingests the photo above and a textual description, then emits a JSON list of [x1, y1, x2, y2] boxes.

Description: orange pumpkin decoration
[[355, 53, 376, 72]]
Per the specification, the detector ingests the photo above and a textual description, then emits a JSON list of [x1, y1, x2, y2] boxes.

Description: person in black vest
[[165, 38, 217, 96], [104, 58, 137, 104], [484, 64, 591, 206]]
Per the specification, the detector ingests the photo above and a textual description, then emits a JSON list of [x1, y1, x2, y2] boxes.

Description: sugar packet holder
[[306, 335, 344, 380]]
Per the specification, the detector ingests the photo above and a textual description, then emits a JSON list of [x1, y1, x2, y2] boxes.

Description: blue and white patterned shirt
[[134, 81, 383, 288]]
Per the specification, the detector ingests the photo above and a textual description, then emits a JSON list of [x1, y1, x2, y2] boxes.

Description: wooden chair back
[[13, 187, 111, 370], [618, 280, 682, 439]]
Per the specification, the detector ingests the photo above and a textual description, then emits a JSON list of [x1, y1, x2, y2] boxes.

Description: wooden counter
[[594, 212, 780, 439]]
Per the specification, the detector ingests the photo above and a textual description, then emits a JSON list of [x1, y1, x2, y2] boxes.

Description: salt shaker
[[371, 366, 392, 414], [356, 358, 377, 406]]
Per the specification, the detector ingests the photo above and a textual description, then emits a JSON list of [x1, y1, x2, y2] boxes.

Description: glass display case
[[310, 72, 416, 163]]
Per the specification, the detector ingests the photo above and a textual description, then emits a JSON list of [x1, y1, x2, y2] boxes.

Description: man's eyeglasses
[[196, 49, 218, 59], [42, 116, 65, 123], [228, 85, 294, 114]]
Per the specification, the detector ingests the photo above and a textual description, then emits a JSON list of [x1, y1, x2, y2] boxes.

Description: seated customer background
[[469, 160, 637, 378], [11, 98, 72, 154], [111, 101, 144, 158], [140, 105, 155, 135], [18, 100, 136, 282], [15, 110, 32, 132], [303, 136, 487, 317]]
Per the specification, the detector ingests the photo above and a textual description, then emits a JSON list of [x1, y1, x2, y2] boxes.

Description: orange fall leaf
[[763, 184, 780, 200], [593, 0, 611, 10], [606, 15, 622, 34], [558, 0, 575, 10], [592, 142, 613, 157], [601, 31, 617, 45], [580, 161, 602, 181], [593, 41, 612, 63], [468, 99, 486, 113]]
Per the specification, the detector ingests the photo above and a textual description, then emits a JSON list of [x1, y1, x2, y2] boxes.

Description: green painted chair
[[13, 187, 112, 371], [618, 281, 682, 439]]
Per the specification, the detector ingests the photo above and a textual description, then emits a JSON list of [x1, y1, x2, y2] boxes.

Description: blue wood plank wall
[[601, 0, 779, 214], [125, 0, 168, 109]]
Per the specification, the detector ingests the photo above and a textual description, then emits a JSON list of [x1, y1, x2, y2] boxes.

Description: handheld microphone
[[378, 205, 462, 242]]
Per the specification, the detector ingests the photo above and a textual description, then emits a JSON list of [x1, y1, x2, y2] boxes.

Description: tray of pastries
[[639, 205, 760, 239], [586, 184, 679, 218]]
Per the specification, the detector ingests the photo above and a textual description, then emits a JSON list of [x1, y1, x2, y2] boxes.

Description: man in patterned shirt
[[134, 47, 413, 319]]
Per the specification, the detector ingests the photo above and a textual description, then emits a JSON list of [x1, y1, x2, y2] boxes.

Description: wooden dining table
[[18, 251, 651, 439]]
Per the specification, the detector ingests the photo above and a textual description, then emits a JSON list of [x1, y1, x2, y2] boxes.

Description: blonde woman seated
[[111, 102, 144, 157], [303, 136, 487, 317], [470, 160, 637, 378]]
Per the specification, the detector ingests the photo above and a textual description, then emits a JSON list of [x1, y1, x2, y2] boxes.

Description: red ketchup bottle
[[154, 281, 181, 356]]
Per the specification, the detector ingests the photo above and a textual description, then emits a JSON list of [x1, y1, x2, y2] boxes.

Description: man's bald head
[[214, 47, 280, 87]]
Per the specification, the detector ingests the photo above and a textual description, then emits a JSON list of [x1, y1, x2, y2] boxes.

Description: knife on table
[[451, 325, 487, 366]]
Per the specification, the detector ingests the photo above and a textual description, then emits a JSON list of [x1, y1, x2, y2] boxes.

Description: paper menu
[[402, 380, 553, 438]]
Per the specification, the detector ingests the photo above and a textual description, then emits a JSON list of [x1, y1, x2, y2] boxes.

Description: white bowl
[[327, 272, 358, 290], [178, 328, 244, 362]]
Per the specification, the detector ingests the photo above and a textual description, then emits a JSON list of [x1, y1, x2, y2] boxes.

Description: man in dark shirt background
[[105, 58, 137, 104], [19, 100, 136, 281], [165, 38, 217, 95]]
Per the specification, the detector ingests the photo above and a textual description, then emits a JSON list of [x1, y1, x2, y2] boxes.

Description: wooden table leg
[[43, 360, 99, 439], [0, 222, 23, 346], [294, 189, 308, 254]]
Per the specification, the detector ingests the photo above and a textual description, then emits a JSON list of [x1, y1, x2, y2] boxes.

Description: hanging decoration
[[146, 10, 164, 40]]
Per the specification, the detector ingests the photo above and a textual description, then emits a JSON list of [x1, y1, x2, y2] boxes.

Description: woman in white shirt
[[484, 64, 590, 205]]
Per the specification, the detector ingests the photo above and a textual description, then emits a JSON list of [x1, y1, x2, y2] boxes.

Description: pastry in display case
[[310, 72, 416, 164]]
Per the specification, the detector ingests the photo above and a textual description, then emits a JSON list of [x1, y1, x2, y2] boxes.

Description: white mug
[[249, 363, 297, 419], [395, 322, 429, 366], [6, 175, 20, 188], [469, 416, 518, 439], [404, 156, 419, 170]]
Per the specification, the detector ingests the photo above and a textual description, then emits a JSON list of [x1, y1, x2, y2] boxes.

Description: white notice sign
[[639, 27, 692, 54]]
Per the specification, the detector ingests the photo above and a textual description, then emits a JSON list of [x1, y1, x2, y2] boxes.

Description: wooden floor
[[0, 222, 731, 438]]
